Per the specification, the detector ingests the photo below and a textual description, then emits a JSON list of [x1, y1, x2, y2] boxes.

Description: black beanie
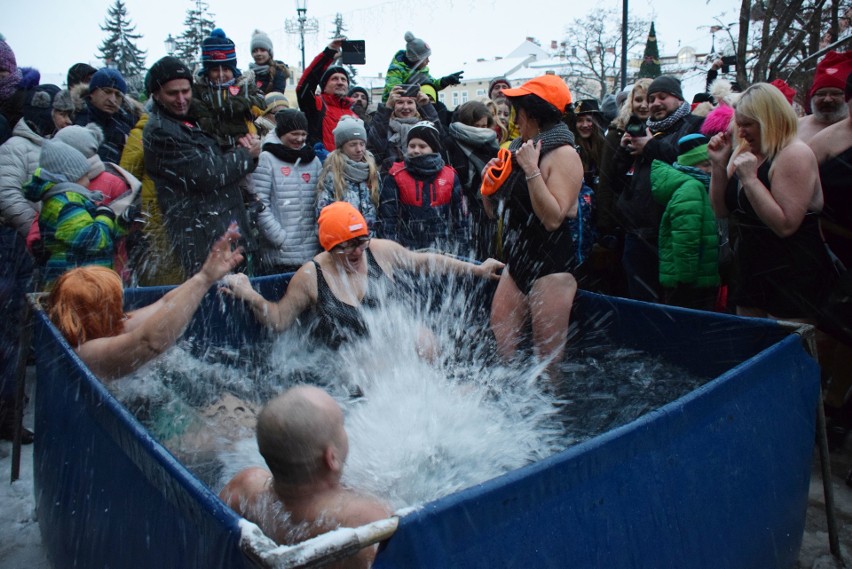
[[407, 121, 441, 153], [67, 63, 97, 88], [648, 75, 684, 101], [275, 108, 309, 137], [320, 66, 350, 91], [348, 86, 369, 103], [147, 56, 193, 94]]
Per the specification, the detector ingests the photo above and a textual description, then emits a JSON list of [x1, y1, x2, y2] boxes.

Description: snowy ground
[[2, 366, 851, 569]]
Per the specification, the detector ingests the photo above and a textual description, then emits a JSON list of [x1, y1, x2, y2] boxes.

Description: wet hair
[[317, 148, 380, 208], [48, 266, 125, 346], [257, 386, 345, 486], [508, 93, 563, 129], [454, 100, 494, 129], [613, 78, 652, 130], [734, 82, 798, 159]]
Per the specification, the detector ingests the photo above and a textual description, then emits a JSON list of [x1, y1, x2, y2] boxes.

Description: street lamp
[[164, 34, 177, 57], [285, 0, 319, 71]]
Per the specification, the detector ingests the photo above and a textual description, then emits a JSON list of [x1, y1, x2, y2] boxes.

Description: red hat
[[809, 51, 852, 98], [501, 74, 572, 112], [770, 79, 797, 105], [318, 202, 369, 252]]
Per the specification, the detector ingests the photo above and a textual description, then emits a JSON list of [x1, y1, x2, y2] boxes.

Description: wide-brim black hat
[[574, 98, 606, 129]]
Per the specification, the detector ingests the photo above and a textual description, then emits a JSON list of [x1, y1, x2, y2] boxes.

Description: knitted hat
[[808, 51, 852, 98], [54, 124, 104, 159], [404, 31, 431, 65], [147, 56, 193, 94], [501, 75, 573, 112], [489, 76, 511, 98], [647, 75, 684, 101], [333, 115, 366, 148], [600, 93, 618, 123], [320, 66, 350, 91], [66, 63, 97, 88], [769, 78, 797, 105], [250, 30, 274, 54], [676, 133, 709, 166], [420, 84, 437, 102], [318, 201, 369, 252], [89, 68, 127, 95], [39, 139, 91, 183], [52, 89, 76, 113], [348, 86, 370, 104], [700, 103, 734, 137], [275, 108, 308, 137], [24, 84, 60, 137], [200, 28, 239, 76], [0, 35, 17, 74], [263, 91, 290, 115], [407, 120, 441, 153]]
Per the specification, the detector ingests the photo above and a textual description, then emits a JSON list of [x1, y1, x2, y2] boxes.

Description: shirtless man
[[798, 51, 852, 143], [219, 386, 390, 568]]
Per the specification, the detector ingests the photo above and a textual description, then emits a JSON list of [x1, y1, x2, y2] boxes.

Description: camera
[[341, 40, 365, 65], [399, 84, 420, 98], [625, 115, 646, 138], [721, 55, 737, 74]]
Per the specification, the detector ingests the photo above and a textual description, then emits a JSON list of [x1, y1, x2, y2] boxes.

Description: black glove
[[439, 71, 464, 89], [118, 205, 148, 228], [94, 206, 116, 221]]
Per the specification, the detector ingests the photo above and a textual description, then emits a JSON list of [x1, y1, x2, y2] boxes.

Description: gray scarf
[[646, 101, 692, 134], [388, 116, 421, 153], [449, 122, 498, 149], [343, 155, 370, 182]]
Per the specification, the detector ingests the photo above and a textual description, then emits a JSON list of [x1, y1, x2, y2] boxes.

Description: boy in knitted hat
[[249, 29, 291, 95], [379, 121, 468, 251], [23, 139, 136, 287], [649, 133, 719, 310], [194, 28, 266, 151], [382, 31, 464, 103]]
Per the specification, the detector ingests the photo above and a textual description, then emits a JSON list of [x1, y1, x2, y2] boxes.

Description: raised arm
[[371, 238, 503, 280], [707, 131, 734, 218]]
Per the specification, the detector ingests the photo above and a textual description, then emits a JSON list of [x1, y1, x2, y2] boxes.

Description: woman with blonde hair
[[317, 116, 381, 233], [48, 226, 245, 380], [707, 82, 835, 320]]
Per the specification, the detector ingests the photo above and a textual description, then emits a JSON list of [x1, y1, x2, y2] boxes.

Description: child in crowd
[[253, 109, 322, 275], [317, 115, 381, 234], [23, 140, 136, 288], [379, 121, 467, 251], [650, 133, 720, 310], [193, 28, 266, 150]]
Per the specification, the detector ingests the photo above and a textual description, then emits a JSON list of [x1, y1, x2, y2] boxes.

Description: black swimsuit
[[308, 249, 392, 349]]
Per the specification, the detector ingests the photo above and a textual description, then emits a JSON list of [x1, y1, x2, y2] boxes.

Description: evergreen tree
[[637, 22, 661, 79], [175, 0, 216, 65], [330, 13, 357, 80], [96, 0, 147, 81]]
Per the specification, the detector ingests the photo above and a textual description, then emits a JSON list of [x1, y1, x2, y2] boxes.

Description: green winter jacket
[[650, 160, 720, 288]]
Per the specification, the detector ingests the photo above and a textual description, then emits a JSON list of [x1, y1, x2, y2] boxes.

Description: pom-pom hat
[[318, 202, 369, 252]]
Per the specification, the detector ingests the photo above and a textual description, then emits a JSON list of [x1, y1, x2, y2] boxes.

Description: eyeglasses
[[813, 90, 844, 99], [333, 237, 370, 255]]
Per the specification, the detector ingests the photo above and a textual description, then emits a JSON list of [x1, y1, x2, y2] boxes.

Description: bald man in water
[[219, 386, 390, 568]]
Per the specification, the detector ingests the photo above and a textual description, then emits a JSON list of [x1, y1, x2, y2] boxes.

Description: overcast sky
[[5, 0, 739, 84]]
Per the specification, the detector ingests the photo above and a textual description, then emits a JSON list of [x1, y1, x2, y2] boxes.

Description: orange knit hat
[[501, 74, 572, 112], [318, 202, 369, 251]]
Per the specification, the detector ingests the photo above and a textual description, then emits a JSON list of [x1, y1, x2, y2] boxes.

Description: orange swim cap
[[318, 202, 369, 252]]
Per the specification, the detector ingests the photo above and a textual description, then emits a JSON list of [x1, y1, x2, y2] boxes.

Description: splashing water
[[110, 269, 709, 512]]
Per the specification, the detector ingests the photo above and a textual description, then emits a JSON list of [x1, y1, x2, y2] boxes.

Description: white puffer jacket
[[252, 149, 323, 267], [0, 118, 43, 235]]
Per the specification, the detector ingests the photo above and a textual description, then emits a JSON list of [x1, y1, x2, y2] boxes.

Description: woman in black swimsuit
[[222, 202, 503, 350]]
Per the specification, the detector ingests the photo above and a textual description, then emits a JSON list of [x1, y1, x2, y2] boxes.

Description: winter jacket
[[250, 60, 290, 94], [0, 118, 42, 235], [616, 113, 704, 236], [74, 98, 135, 165], [381, 50, 442, 103], [23, 171, 123, 286], [193, 71, 265, 150], [143, 103, 258, 276], [379, 155, 467, 250], [252, 148, 322, 267], [120, 113, 184, 285], [367, 104, 442, 172], [296, 48, 357, 152], [316, 172, 378, 233], [650, 160, 719, 288]]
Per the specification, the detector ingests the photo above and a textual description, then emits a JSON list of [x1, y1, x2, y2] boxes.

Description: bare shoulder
[[776, 140, 817, 168], [807, 118, 851, 163], [368, 238, 408, 272], [219, 466, 272, 510], [337, 489, 392, 527], [543, 143, 580, 167]]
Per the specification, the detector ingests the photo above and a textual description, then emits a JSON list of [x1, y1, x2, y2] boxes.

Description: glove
[[439, 71, 464, 89], [119, 205, 147, 227], [94, 205, 116, 221]]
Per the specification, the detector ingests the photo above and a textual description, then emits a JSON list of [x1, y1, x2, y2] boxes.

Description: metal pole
[[621, 0, 628, 90], [298, 8, 306, 72]]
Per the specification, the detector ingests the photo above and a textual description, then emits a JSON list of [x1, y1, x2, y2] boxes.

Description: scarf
[[672, 162, 711, 190], [404, 152, 445, 177], [646, 101, 692, 134], [343, 155, 370, 182], [262, 142, 317, 164], [249, 63, 270, 77], [388, 115, 421, 152], [449, 122, 499, 150], [498, 121, 575, 201]]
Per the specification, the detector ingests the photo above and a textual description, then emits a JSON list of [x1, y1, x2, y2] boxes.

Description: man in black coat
[[143, 56, 260, 275]]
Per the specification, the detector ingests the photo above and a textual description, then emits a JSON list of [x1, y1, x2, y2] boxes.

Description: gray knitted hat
[[648, 75, 684, 101], [54, 124, 104, 159], [52, 89, 76, 113], [250, 30, 274, 54], [39, 139, 91, 182], [333, 115, 366, 148], [404, 31, 431, 65]]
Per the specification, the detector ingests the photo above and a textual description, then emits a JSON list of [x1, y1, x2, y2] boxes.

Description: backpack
[[568, 183, 595, 266]]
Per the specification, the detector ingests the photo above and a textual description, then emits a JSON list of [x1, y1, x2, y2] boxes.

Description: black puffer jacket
[[142, 103, 257, 275]]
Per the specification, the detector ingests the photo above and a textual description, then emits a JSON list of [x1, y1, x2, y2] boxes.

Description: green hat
[[676, 134, 709, 166]]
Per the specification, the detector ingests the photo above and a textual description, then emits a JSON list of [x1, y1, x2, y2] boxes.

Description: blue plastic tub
[[31, 278, 820, 569]]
